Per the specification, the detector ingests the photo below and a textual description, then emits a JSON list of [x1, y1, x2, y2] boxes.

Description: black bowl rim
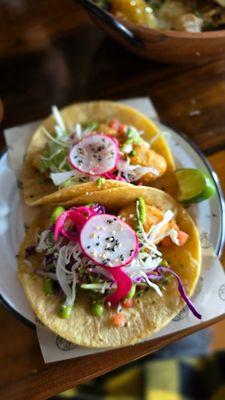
[[81, 0, 225, 39]]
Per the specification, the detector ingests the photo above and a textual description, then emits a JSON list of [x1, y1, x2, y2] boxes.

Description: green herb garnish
[[96, 177, 106, 188]]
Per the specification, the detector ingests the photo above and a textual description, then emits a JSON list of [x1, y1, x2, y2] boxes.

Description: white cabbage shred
[[116, 159, 159, 182]]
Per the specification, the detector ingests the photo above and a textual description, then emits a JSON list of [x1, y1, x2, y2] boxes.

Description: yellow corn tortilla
[[18, 186, 201, 348], [23, 101, 176, 206]]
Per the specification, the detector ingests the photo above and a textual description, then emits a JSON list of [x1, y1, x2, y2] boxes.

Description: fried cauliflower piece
[[130, 143, 167, 183], [119, 202, 178, 240]]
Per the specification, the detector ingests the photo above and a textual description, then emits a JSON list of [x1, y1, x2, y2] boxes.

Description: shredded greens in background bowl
[[93, 0, 225, 33]]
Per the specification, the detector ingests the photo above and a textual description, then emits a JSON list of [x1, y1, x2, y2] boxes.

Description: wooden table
[[0, 1, 225, 399]]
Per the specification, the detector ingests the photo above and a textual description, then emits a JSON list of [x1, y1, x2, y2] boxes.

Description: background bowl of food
[[76, 0, 225, 64]]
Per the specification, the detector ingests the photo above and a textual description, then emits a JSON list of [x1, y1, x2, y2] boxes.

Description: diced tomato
[[123, 298, 133, 308], [109, 119, 120, 131], [112, 312, 126, 327], [178, 230, 189, 246], [118, 123, 127, 135]]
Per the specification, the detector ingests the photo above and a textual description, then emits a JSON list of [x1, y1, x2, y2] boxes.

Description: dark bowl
[[75, 0, 225, 64]]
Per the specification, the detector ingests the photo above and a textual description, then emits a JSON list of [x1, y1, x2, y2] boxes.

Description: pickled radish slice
[[69, 134, 119, 175], [80, 214, 138, 268], [54, 205, 105, 243], [106, 268, 132, 305]]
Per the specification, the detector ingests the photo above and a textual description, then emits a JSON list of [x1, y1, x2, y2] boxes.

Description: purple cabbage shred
[[156, 266, 202, 320], [25, 246, 36, 258]]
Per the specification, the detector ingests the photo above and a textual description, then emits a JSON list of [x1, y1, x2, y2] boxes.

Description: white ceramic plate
[[0, 125, 224, 327]]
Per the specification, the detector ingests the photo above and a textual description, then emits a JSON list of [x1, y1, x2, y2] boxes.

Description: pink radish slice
[[69, 134, 119, 175], [105, 267, 132, 305], [54, 210, 87, 243], [54, 205, 104, 243], [103, 171, 127, 182], [80, 214, 138, 268]]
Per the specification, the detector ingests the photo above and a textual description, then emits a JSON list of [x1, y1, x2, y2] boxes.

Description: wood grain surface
[[0, 1, 225, 399], [89, 8, 225, 64]]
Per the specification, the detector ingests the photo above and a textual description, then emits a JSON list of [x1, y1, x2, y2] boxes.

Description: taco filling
[[36, 106, 166, 188], [23, 102, 176, 206], [23, 199, 201, 326]]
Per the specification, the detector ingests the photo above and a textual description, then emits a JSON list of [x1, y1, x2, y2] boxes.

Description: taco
[[23, 101, 176, 206], [18, 186, 201, 348]]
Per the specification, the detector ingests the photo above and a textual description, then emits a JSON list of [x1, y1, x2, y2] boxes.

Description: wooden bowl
[[76, 0, 225, 64]]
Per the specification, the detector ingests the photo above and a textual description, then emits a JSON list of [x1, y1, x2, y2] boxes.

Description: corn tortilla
[[18, 186, 201, 348], [23, 101, 176, 206]]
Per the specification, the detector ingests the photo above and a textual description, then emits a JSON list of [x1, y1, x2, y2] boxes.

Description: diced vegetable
[[160, 230, 189, 247], [137, 197, 146, 225], [58, 304, 73, 319], [112, 312, 126, 327], [177, 230, 189, 246], [127, 284, 136, 298], [122, 298, 133, 308], [91, 302, 105, 317], [96, 177, 106, 188], [50, 206, 65, 223], [43, 278, 55, 295], [118, 123, 127, 135], [109, 119, 120, 131]]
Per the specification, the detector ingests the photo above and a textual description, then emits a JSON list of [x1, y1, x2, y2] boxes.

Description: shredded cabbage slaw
[[25, 202, 201, 321], [38, 106, 160, 187]]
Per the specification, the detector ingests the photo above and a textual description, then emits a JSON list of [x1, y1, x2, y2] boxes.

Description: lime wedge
[[175, 168, 216, 203]]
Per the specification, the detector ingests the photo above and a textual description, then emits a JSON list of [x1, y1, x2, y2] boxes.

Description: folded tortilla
[[18, 186, 201, 348], [23, 101, 176, 206]]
